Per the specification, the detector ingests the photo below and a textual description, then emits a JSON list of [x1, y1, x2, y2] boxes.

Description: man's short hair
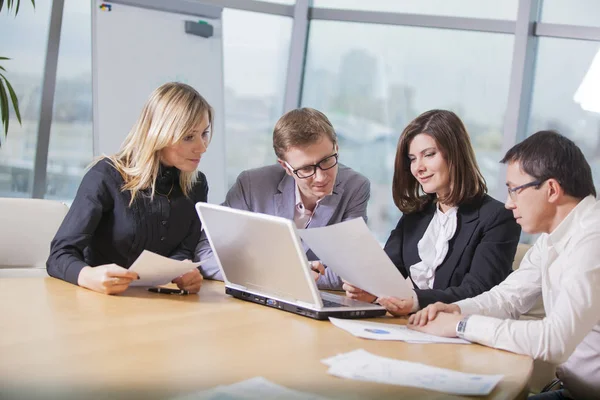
[[501, 130, 596, 199], [273, 108, 337, 160]]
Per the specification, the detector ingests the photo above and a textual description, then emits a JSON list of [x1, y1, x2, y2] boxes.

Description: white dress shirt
[[408, 206, 458, 311], [293, 183, 324, 229], [455, 196, 600, 400]]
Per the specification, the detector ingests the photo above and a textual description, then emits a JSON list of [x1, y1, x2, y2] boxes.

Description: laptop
[[195, 203, 386, 320]]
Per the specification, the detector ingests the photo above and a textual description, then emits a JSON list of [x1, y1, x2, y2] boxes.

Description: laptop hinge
[[296, 300, 317, 309], [226, 282, 247, 291]]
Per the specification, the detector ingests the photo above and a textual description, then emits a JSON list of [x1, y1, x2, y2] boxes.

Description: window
[[0, 2, 52, 197], [302, 21, 513, 241], [312, 0, 517, 20], [46, 0, 93, 202], [223, 9, 292, 185], [528, 38, 600, 189], [541, 0, 600, 27]]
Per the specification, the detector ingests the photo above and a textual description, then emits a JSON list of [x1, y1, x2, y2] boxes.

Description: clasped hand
[[406, 302, 463, 337]]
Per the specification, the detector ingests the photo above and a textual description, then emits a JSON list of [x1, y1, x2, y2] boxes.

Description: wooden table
[[0, 277, 533, 399]]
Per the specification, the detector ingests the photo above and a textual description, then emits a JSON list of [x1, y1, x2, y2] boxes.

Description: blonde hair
[[103, 82, 213, 205]]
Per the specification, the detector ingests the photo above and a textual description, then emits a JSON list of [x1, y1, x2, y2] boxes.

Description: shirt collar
[[156, 163, 179, 191], [294, 182, 330, 210], [547, 195, 596, 251]]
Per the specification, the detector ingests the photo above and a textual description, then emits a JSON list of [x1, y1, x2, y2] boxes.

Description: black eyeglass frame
[[283, 153, 339, 179]]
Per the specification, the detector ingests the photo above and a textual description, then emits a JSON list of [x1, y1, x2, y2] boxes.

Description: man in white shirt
[[407, 130, 600, 400]]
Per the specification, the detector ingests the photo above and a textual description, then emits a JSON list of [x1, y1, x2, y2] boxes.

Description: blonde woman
[[47, 82, 212, 295]]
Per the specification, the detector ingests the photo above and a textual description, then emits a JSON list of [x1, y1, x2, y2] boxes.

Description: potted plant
[[0, 0, 36, 147]]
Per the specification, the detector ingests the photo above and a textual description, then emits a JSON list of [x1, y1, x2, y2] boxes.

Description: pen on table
[[148, 287, 189, 295]]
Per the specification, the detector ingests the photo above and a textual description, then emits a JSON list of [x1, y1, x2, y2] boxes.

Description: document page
[[329, 317, 471, 344], [173, 377, 329, 400], [129, 250, 202, 287], [298, 218, 412, 298], [322, 349, 503, 396]]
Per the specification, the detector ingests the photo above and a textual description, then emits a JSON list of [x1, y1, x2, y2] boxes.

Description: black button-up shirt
[[47, 158, 208, 285]]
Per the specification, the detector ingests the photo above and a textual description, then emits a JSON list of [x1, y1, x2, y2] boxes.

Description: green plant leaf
[[3, 76, 21, 125], [0, 0, 4, 13], [31, 0, 34, 8], [0, 79, 10, 135], [0, 66, 5, 71], [0, 57, 10, 61], [15, 0, 20, 16]]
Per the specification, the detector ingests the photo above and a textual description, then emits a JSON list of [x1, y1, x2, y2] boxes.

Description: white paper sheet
[[329, 317, 471, 344], [173, 377, 329, 400], [322, 349, 503, 396], [298, 218, 412, 298], [129, 250, 202, 287]]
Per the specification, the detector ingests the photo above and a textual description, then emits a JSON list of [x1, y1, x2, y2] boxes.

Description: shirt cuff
[[410, 290, 420, 313], [65, 260, 88, 286], [461, 315, 502, 346], [454, 299, 481, 316]]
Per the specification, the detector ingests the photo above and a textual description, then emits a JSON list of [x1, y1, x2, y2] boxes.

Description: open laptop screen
[[196, 203, 320, 306]]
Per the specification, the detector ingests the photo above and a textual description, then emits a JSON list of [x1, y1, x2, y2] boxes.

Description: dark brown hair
[[273, 108, 337, 159], [393, 109, 487, 213]]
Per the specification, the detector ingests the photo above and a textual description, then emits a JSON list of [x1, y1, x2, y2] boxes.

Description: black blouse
[[47, 158, 208, 285]]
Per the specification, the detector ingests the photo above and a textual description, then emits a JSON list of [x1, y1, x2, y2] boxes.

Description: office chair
[[0, 198, 68, 275]]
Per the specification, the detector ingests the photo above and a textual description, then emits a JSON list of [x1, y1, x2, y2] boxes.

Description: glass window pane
[[302, 21, 513, 241], [312, 0, 517, 20], [46, 0, 93, 202], [541, 0, 600, 27], [0, 2, 51, 197], [528, 38, 600, 189], [223, 9, 292, 185]]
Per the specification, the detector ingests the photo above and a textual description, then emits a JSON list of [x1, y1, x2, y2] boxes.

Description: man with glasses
[[405, 130, 600, 399], [195, 107, 370, 289]]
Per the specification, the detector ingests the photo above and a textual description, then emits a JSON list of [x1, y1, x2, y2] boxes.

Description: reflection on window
[[312, 0, 517, 20], [302, 21, 513, 241], [47, 0, 93, 202], [0, 2, 51, 198], [262, 0, 295, 4], [223, 9, 292, 185], [528, 38, 600, 190], [541, 0, 600, 27]]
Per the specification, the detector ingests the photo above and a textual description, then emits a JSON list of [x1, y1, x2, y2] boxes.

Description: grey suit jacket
[[194, 163, 370, 289]]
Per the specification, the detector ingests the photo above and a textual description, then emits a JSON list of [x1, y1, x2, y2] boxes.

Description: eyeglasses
[[507, 179, 544, 201], [284, 153, 339, 179]]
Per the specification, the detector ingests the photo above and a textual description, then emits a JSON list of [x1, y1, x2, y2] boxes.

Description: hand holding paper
[[298, 218, 412, 299], [129, 250, 203, 287]]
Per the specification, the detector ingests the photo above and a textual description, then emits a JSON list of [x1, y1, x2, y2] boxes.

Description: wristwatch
[[456, 316, 471, 339]]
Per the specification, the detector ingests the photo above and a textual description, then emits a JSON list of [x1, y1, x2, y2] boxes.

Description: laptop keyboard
[[321, 298, 348, 308]]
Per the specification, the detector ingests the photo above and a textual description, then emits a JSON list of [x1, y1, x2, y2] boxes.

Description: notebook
[[195, 203, 386, 320]]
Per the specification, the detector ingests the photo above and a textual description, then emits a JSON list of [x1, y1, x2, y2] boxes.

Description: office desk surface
[[0, 278, 533, 399]]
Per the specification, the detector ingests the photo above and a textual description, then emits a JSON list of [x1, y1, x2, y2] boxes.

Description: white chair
[[513, 243, 546, 320], [0, 198, 69, 276]]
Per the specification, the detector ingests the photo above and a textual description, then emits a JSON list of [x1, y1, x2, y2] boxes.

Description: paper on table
[[298, 218, 412, 298], [129, 250, 202, 287], [329, 317, 471, 344], [322, 349, 503, 396], [172, 377, 330, 400]]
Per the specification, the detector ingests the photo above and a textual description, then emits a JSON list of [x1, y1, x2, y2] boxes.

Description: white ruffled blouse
[[409, 205, 458, 290]]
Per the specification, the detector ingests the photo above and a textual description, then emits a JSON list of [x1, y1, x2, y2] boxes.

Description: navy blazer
[[383, 194, 521, 308]]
